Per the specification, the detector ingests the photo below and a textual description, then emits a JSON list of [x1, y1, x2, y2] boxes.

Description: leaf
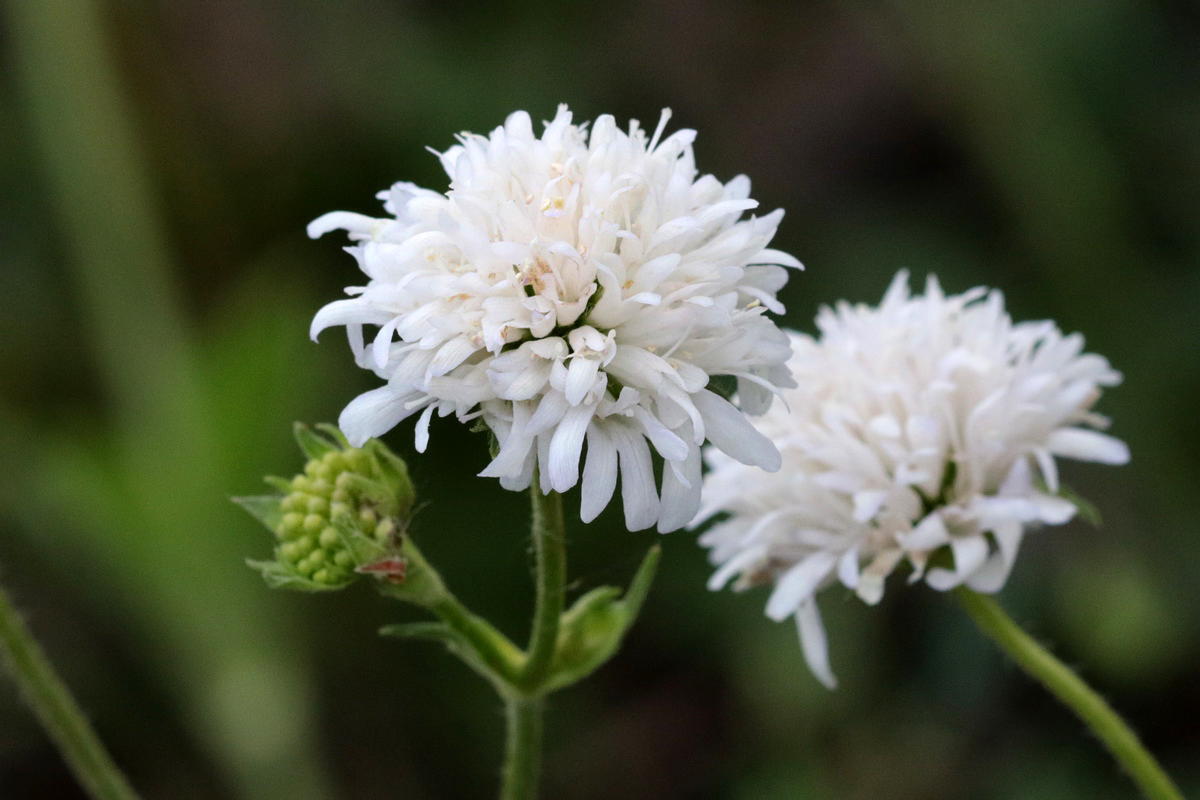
[[378, 622, 457, 642], [293, 422, 339, 461], [232, 495, 283, 531], [542, 545, 661, 693], [378, 619, 508, 690]]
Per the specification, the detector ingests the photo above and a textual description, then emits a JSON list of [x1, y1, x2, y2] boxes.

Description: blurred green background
[[1, 0, 1198, 798]]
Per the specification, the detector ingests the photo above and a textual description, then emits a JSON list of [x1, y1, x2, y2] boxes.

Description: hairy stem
[[499, 694, 544, 800], [0, 580, 141, 800], [520, 487, 566, 690], [956, 589, 1184, 800]]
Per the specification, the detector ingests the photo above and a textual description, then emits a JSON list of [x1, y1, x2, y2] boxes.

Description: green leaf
[[232, 495, 283, 531], [293, 422, 339, 461], [378, 618, 508, 690], [542, 545, 661, 693], [378, 622, 457, 642]]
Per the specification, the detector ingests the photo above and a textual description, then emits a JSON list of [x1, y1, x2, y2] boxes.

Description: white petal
[[926, 535, 990, 591], [413, 404, 436, 453], [796, 599, 837, 690], [837, 546, 861, 589], [611, 424, 660, 531], [310, 299, 392, 341], [547, 404, 595, 493], [966, 522, 1024, 593], [307, 211, 379, 239], [580, 426, 618, 523], [707, 544, 766, 591], [765, 551, 837, 621], [564, 357, 601, 406], [1045, 428, 1130, 465], [657, 442, 702, 533], [852, 490, 887, 523], [692, 390, 781, 471], [338, 387, 420, 446]]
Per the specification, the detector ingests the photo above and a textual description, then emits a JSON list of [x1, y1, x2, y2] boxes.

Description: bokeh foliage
[[1, 0, 1197, 798]]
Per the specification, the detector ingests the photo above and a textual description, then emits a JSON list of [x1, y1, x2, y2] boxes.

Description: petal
[[564, 356, 601, 406], [707, 544, 766, 591], [307, 211, 379, 239], [310, 299, 392, 341], [413, 404, 436, 453], [796, 599, 837, 690], [692, 389, 781, 471], [765, 551, 837, 621], [657, 441, 702, 533], [580, 426, 618, 523], [611, 424, 660, 531], [547, 403, 595, 493], [1045, 428, 1130, 465], [925, 535, 990, 591], [338, 387, 421, 446]]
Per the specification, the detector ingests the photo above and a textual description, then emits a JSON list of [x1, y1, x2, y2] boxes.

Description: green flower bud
[[237, 423, 417, 592]]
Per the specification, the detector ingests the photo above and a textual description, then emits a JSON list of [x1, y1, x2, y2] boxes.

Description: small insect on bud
[[237, 423, 417, 592], [355, 557, 408, 585]]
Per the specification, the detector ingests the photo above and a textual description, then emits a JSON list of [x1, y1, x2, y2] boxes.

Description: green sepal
[[232, 495, 283, 531], [314, 423, 349, 447], [246, 559, 345, 592], [1057, 483, 1103, 527], [293, 421, 340, 461], [366, 439, 416, 515], [262, 475, 293, 493], [542, 545, 661, 693], [330, 514, 389, 565]]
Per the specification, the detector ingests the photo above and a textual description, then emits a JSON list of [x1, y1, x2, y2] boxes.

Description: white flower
[[695, 272, 1129, 688], [309, 105, 801, 531]]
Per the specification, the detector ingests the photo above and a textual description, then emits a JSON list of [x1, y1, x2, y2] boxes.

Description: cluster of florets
[[273, 449, 399, 586], [240, 424, 414, 591], [695, 272, 1128, 687], [307, 104, 800, 532]]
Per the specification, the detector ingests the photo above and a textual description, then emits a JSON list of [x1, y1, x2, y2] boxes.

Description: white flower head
[[309, 105, 802, 531], [695, 272, 1129, 688]]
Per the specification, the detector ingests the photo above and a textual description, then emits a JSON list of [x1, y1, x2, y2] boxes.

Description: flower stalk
[[0, 578, 141, 800], [955, 589, 1184, 800], [244, 428, 660, 800], [520, 487, 567, 691], [500, 695, 544, 800]]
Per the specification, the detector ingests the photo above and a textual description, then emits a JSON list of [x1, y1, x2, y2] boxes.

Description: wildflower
[[309, 105, 800, 531], [696, 272, 1129, 687]]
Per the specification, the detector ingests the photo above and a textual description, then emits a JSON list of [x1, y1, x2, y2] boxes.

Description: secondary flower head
[[309, 105, 801, 531], [696, 272, 1129, 687]]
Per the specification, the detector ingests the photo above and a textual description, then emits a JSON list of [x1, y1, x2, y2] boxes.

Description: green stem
[[499, 695, 544, 800], [955, 589, 1184, 800], [519, 486, 566, 690], [429, 594, 524, 684], [0, 579, 141, 800]]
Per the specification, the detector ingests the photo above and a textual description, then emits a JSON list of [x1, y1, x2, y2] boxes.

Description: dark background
[[2, 1, 1198, 798]]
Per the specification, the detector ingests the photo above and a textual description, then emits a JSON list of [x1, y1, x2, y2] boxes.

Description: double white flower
[[696, 272, 1129, 687], [309, 106, 800, 531]]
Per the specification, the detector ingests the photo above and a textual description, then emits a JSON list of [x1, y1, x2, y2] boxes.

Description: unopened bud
[[238, 423, 416, 592]]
